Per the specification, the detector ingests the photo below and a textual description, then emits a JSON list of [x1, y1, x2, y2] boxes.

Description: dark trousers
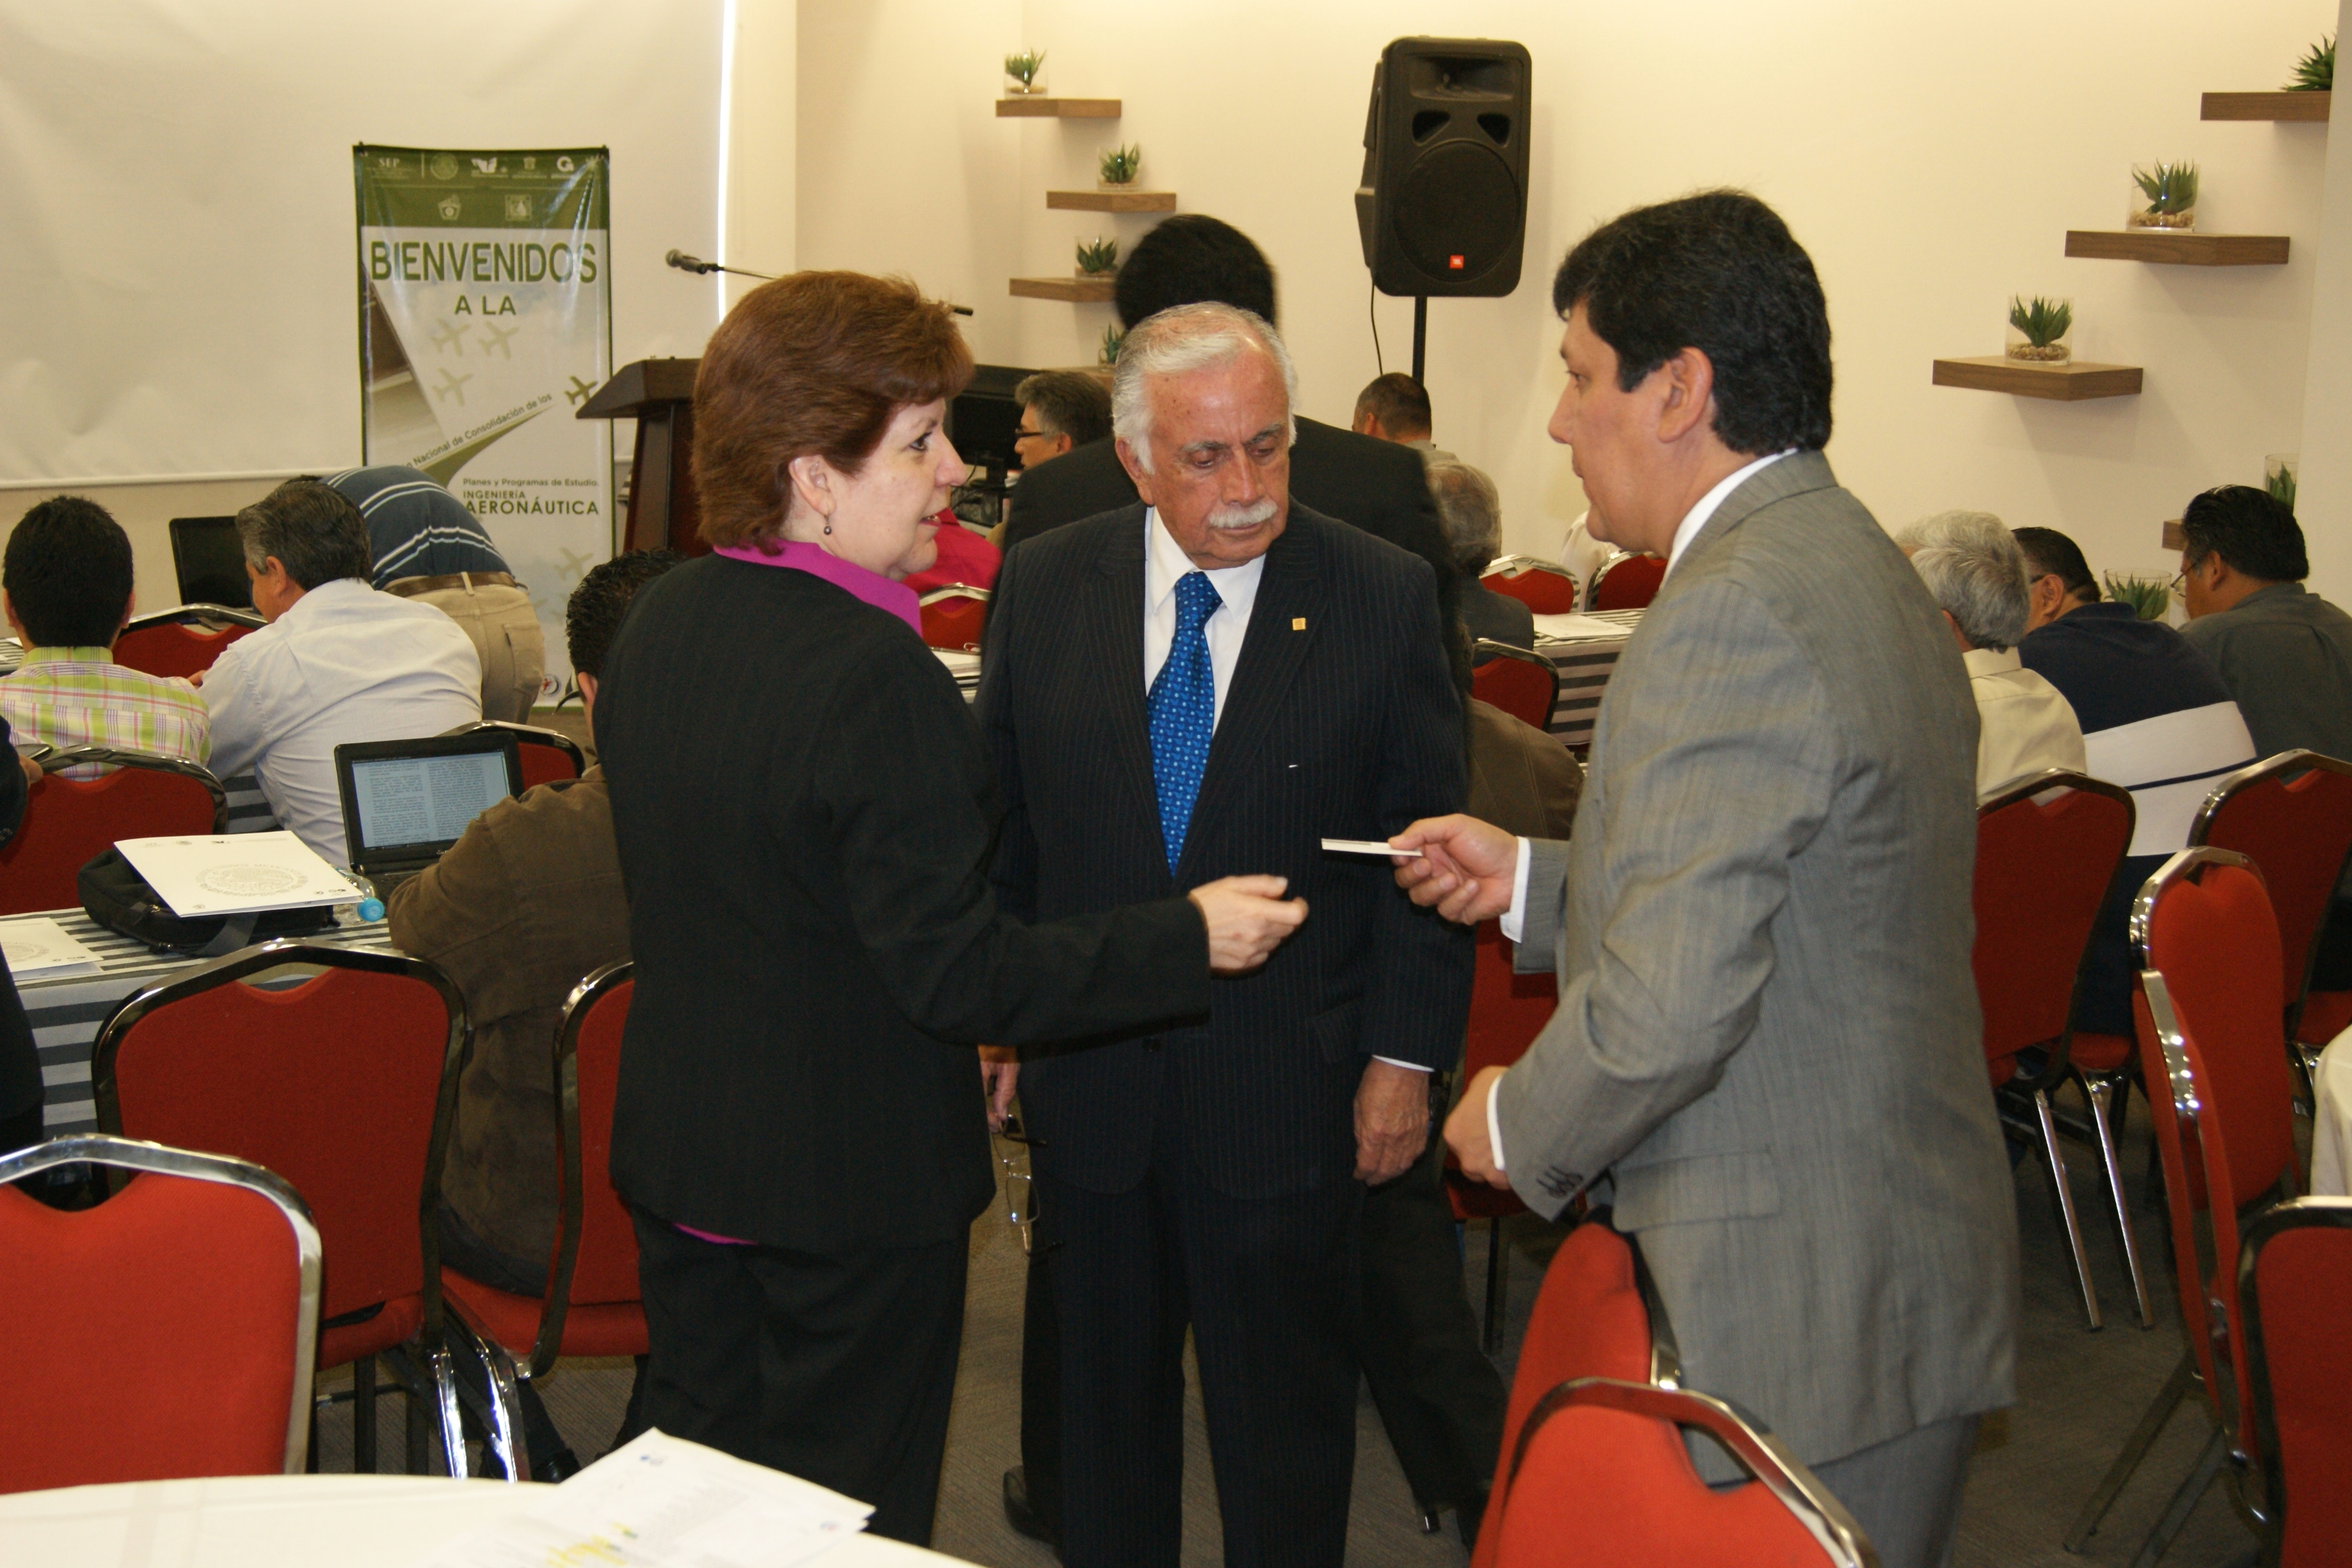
[[1039, 1080, 1361, 1568], [631, 1211, 968, 1546], [1021, 1108, 1505, 1530], [1353, 1114, 1507, 1512]]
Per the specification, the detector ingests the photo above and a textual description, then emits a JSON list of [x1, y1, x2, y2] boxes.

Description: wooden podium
[[577, 358, 705, 554]]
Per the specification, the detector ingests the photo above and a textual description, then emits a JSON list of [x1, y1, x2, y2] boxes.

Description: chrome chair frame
[[2188, 748, 2352, 1096], [2237, 1196, 2352, 1567], [1979, 768, 2147, 1330], [438, 719, 588, 780], [0, 1131, 322, 1475], [441, 959, 636, 1483], [2067, 847, 2291, 1565], [1481, 557, 1581, 614], [1586, 549, 1667, 611], [1469, 638, 1560, 729], [1505, 1378, 1879, 1568], [91, 938, 473, 1481]]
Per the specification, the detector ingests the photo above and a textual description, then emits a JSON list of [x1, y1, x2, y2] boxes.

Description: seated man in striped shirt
[[0, 496, 210, 778], [2013, 525, 2255, 1035]]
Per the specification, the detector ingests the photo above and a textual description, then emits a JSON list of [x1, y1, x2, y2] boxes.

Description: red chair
[[1587, 551, 1667, 611], [919, 585, 990, 651], [0, 1133, 320, 1492], [0, 749, 227, 916], [1448, 919, 1562, 1351], [439, 963, 645, 1480], [1469, 642, 1559, 733], [1971, 770, 2139, 1329], [2067, 848, 2301, 1564], [2188, 750, 2352, 1080], [112, 606, 264, 680], [441, 719, 586, 789], [93, 941, 471, 1478], [2240, 1197, 2352, 1567], [1490, 1381, 1876, 1568], [1482, 560, 1580, 615]]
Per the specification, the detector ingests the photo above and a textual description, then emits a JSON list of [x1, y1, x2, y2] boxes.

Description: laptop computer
[[333, 730, 524, 896], [168, 516, 254, 610]]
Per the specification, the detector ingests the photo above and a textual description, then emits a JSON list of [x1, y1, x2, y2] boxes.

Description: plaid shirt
[[0, 647, 212, 778]]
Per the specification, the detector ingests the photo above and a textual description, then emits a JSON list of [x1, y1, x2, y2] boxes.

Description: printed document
[[114, 832, 357, 918]]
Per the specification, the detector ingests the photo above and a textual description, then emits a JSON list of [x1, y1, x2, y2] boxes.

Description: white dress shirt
[[204, 576, 483, 865], [1963, 647, 2086, 800], [1484, 450, 1794, 1166], [1143, 509, 1263, 720]]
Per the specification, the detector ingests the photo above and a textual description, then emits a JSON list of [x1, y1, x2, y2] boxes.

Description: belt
[[385, 571, 518, 597]]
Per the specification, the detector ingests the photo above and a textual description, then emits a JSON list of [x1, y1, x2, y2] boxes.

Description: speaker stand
[[1411, 297, 1428, 384]]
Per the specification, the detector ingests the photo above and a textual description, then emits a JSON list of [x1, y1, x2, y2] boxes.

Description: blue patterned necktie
[[1148, 571, 1220, 872]]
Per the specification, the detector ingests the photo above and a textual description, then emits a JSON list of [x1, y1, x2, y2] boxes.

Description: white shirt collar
[[1144, 507, 1268, 616], [1663, 449, 1797, 578]]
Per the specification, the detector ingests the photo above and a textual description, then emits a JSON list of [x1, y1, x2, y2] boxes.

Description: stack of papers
[[934, 648, 981, 688], [114, 831, 358, 918], [1531, 612, 1638, 642], [0, 917, 101, 977], [414, 1429, 872, 1568]]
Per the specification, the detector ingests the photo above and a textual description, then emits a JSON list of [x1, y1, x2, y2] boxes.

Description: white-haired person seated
[[1427, 458, 1536, 660], [1899, 511, 2086, 798]]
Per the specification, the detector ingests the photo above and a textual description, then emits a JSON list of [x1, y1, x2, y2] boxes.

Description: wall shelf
[[1047, 189, 1176, 213], [2201, 90, 2330, 121], [1010, 276, 1117, 302], [1932, 357, 2144, 400], [995, 97, 1121, 118], [2162, 520, 2186, 551], [2064, 230, 2291, 266]]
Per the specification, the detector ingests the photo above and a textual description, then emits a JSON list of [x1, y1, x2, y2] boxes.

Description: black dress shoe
[[531, 1447, 582, 1484], [1002, 1466, 1060, 1550], [1457, 1491, 1489, 1552]]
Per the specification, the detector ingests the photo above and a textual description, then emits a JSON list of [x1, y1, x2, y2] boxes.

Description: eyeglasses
[[1012, 425, 1046, 442]]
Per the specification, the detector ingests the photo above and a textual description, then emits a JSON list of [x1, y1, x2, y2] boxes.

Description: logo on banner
[[471, 157, 499, 175], [437, 194, 462, 222], [376, 155, 404, 174], [504, 195, 532, 221], [556, 156, 574, 173], [429, 154, 459, 179]]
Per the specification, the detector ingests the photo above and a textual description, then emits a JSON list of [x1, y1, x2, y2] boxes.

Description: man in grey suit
[[1395, 190, 2018, 1568]]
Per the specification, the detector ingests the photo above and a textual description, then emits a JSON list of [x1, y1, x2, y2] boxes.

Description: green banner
[[354, 144, 613, 700]]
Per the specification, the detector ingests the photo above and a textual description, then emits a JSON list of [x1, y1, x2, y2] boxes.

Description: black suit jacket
[[1003, 415, 1464, 668], [596, 555, 1212, 1248], [0, 716, 34, 1125], [981, 504, 1473, 1201], [1464, 583, 1537, 658]]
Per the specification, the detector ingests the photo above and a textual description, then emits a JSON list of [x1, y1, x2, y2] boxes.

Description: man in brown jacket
[[389, 549, 680, 1475]]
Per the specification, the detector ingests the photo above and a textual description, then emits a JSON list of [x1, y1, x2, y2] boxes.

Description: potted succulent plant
[[2005, 296, 2073, 364], [1098, 144, 1142, 190], [1075, 236, 1119, 277], [2286, 34, 2334, 90], [1003, 50, 1046, 96], [1099, 324, 1126, 366], [2128, 161, 2198, 232], [2266, 453, 2299, 511], [2103, 572, 2173, 622]]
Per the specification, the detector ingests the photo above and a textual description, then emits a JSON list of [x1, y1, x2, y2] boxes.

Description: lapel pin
[[1292, 617, 1306, 631]]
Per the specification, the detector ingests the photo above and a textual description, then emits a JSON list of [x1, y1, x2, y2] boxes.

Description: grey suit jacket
[[1499, 450, 2019, 1469]]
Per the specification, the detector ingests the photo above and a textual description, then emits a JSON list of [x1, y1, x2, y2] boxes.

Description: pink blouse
[[712, 539, 924, 638]]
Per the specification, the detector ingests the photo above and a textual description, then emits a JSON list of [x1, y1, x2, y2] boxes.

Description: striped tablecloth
[[1536, 608, 1642, 754], [13, 906, 395, 1136]]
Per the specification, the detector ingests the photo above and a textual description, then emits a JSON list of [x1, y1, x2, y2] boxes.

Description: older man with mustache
[[979, 302, 1471, 1568]]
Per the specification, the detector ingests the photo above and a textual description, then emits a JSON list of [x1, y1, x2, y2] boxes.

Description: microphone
[[665, 248, 974, 315]]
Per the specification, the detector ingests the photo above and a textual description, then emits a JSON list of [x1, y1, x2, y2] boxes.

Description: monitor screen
[[168, 516, 253, 610], [349, 747, 514, 854]]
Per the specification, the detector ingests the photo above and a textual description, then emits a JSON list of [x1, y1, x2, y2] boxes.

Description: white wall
[[797, 0, 2336, 580], [2296, 0, 2352, 607]]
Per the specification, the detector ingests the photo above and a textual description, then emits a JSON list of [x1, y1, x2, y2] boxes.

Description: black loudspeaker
[[1355, 37, 1532, 298]]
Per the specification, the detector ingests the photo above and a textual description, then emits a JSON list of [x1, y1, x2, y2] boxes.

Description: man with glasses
[[2012, 525, 2253, 1037], [1012, 371, 1113, 475]]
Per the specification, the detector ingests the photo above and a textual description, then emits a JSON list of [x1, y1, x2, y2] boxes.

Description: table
[[0, 1473, 971, 1568], [2313, 1025, 2352, 1196], [15, 906, 396, 1136], [1533, 608, 1642, 754]]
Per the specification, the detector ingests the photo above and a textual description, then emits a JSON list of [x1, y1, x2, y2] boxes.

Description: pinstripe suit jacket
[[982, 502, 1473, 1199], [1499, 451, 2020, 1467]]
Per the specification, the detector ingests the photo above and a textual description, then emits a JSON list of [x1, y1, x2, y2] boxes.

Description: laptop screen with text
[[349, 747, 513, 857]]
